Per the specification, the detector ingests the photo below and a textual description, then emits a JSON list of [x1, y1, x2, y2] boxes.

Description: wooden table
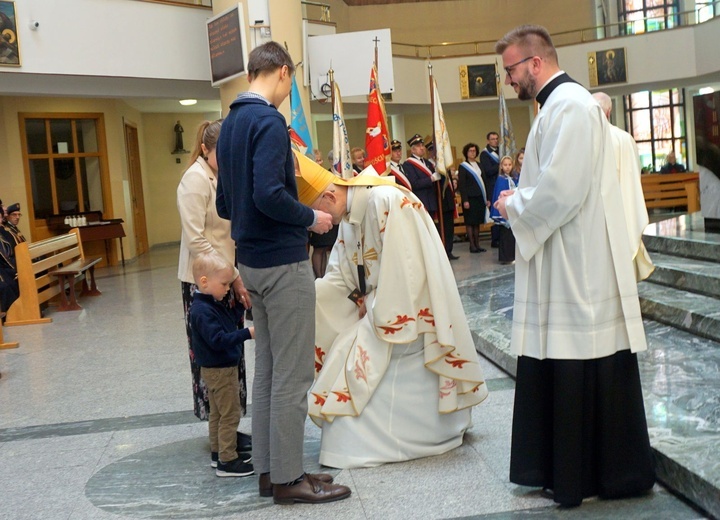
[[77, 221, 126, 266], [46, 214, 126, 266]]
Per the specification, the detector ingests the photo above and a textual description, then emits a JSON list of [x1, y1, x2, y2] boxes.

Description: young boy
[[189, 251, 255, 477]]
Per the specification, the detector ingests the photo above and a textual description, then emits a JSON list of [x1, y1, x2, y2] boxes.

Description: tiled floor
[[0, 239, 708, 519]]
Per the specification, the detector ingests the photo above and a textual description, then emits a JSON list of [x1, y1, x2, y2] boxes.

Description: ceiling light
[[179, 99, 197, 106]]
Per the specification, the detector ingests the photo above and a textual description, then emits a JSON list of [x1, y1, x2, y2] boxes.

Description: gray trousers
[[238, 261, 316, 484]]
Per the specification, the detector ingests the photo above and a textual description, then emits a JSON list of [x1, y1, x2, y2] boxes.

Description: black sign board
[[207, 4, 248, 87]]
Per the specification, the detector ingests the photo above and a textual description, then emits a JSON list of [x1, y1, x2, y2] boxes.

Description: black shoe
[[478, 247, 487, 252], [237, 431, 252, 451], [491, 241, 499, 248], [448, 253, 459, 260], [211, 450, 252, 468], [216, 457, 254, 477]]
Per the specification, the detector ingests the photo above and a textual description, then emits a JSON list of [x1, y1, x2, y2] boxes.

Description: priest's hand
[[494, 189, 515, 220]]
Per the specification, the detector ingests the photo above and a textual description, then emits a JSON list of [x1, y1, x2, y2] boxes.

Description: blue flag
[[290, 76, 314, 158], [498, 72, 517, 159]]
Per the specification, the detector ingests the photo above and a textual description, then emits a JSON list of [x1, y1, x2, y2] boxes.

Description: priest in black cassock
[[494, 25, 655, 508]]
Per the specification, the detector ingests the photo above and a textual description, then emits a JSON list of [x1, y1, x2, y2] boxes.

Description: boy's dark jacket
[[189, 292, 250, 368]]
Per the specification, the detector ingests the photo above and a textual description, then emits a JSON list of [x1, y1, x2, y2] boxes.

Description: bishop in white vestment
[[293, 151, 488, 469]]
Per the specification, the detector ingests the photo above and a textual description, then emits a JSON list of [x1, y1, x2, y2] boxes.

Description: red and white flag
[[364, 66, 391, 175]]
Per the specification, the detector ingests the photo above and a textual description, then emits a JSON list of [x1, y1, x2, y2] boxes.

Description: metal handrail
[[302, 1, 331, 22], [392, 1, 719, 60], [135, 0, 211, 9], [137, 0, 716, 61]]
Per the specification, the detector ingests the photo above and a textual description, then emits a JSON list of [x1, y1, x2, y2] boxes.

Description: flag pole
[[428, 62, 445, 248], [329, 67, 335, 169], [373, 36, 379, 75]]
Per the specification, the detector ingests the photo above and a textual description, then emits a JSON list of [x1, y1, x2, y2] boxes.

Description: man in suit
[[426, 138, 459, 260], [2, 203, 25, 245], [403, 134, 440, 215], [403, 134, 458, 260], [388, 139, 412, 190], [479, 132, 501, 247]]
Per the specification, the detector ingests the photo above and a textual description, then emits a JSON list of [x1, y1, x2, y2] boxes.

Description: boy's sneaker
[[211, 451, 251, 468], [216, 457, 254, 477]]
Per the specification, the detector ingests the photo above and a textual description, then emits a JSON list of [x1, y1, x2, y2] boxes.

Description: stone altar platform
[[458, 213, 720, 519]]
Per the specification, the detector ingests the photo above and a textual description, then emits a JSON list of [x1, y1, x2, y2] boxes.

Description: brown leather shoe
[[259, 472, 335, 497], [272, 473, 350, 505]]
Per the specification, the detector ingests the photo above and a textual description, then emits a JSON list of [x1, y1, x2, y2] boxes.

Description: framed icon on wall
[[0, 1, 21, 66], [460, 64, 498, 99], [588, 48, 627, 87]]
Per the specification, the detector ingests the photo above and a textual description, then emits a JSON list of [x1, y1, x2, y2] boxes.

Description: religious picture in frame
[[0, 1, 20, 66], [588, 48, 627, 87], [460, 64, 498, 99]]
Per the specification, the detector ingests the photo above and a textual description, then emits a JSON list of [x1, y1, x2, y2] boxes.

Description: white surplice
[[608, 124, 654, 281], [309, 180, 488, 468], [505, 82, 647, 360]]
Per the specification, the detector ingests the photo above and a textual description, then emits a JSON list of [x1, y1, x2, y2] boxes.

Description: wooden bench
[[641, 172, 700, 213], [0, 324, 19, 349], [4, 229, 103, 326]]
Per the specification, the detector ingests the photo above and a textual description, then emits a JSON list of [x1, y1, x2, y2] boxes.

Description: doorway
[[124, 122, 149, 256]]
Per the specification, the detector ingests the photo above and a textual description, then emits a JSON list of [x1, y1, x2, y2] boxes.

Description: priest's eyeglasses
[[504, 56, 534, 80]]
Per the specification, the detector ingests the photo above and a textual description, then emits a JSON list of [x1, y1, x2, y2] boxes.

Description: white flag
[[432, 77, 454, 177], [498, 75, 517, 159], [332, 82, 353, 179]]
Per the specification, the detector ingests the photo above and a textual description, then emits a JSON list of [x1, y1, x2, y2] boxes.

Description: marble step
[[643, 215, 720, 263], [638, 282, 720, 344], [458, 269, 720, 519], [648, 252, 720, 299]]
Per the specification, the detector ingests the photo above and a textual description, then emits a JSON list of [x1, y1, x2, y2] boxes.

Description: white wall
[[387, 19, 719, 107], [12, 0, 212, 81]]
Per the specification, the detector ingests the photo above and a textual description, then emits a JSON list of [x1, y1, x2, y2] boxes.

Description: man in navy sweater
[[216, 41, 350, 505]]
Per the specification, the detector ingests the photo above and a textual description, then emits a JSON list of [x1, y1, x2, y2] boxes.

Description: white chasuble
[[309, 182, 488, 426], [506, 82, 647, 361]]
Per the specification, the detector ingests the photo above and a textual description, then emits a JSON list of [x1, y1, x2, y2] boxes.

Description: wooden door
[[124, 122, 149, 256]]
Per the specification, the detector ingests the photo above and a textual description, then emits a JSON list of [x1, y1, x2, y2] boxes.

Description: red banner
[[364, 66, 391, 175]]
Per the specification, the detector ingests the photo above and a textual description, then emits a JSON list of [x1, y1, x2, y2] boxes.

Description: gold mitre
[[293, 150, 399, 206], [294, 150, 350, 205]]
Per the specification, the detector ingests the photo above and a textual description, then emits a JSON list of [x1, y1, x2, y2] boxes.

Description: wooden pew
[[4, 229, 103, 326], [0, 324, 19, 349], [641, 172, 700, 213]]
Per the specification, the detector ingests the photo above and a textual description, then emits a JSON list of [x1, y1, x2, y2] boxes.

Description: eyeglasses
[[504, 56, 534, 80]]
